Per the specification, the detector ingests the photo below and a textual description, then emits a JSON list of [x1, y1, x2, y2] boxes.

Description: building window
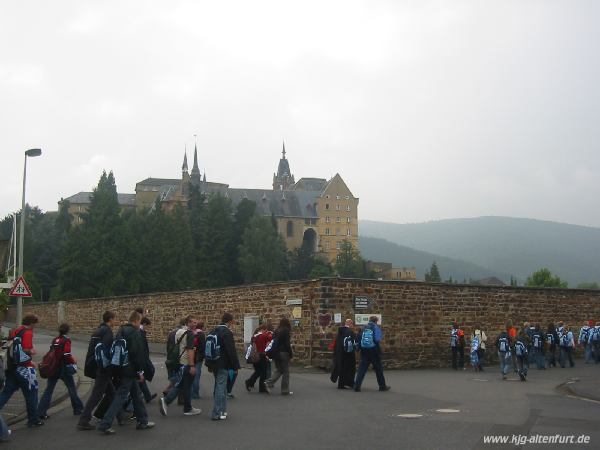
[[347, 217, 351, 223], [336, 217, 341, 223], [336, 241, 341, 250], [286, 221, 294, 237], [326, 195, 330, 199], [345, 195, 350, 200], [325, 203, 330, 210], [325, 241, 330, 250], [347, 228, 352, 236], [336, 195, 340, 200], [346, 205, 351, 212], [325, 228, 330, 235], [336, 228, 340, 236], [325, 216, 330, 223], [336, 204, 340, 211]]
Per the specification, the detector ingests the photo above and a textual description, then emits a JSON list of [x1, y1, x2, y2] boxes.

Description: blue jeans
[[192, 361, 202, 398], [165, 365, 193, 412], [584, 344, 593, 363], [354, 348, 386, 390], [211, 368, 228, 419], [498, 351, 511, 376], [533, 348, 545, 369], [98, 377, 148, 430], [0, 415, 9, 441], [0, 370, 39, 426], [37, 372, 83, 417]]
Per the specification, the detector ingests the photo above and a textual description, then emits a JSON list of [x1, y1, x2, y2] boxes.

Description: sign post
[[9, 276, 32, 298]]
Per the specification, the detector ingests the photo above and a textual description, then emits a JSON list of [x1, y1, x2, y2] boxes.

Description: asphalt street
[[3, 332, 600, 450]]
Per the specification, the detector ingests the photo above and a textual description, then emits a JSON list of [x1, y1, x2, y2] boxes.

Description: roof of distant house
[[62, 191, 137, 207], [292, 177, 328, 192]]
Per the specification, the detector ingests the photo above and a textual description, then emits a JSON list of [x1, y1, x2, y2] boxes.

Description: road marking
[[567, 395, 600, 405], [395, 413, 423, 419], [436, 409, 460, 413], [472, 378, 489, 382]]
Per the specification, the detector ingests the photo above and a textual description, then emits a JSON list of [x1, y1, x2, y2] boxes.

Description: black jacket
[[274, 327, 293, 359], [84, 323, 114, 377], [212, 325, 240, 371], [140, 328, 155, 380], [116, 324, 146, 378]]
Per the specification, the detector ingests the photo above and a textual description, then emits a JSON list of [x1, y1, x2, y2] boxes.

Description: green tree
[[525, 268, 568, 288], [425, 261, 441, 282], [577, 282, 599, 290], [230, 199, 257, 284], [510, 275, 518, 287], [238, 215, 288, 283], [334, 240, 369, 278], [288, 241, 332, 280]]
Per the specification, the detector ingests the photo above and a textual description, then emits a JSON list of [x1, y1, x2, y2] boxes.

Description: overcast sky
[[1, 1, 599, 228]]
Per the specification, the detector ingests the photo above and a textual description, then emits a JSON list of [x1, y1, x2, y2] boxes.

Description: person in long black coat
[[331, 319, 357, 389]]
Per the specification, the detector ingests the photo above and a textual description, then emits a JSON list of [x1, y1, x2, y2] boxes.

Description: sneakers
[[281, 392, 293, 396], [379, 386, 391, 392], [262, 382, 271, 394], [245, 379, 253, 392], [136, 422, 155, 430], [27, 421, 44, 428], [227, 393, 235, 399], [77, 422, 96, 431], [183, 408, 202, 416], [211, 414, 227, 421], [159, 396, 167, 416], [39, 415, 50, 420], [99, 427, 116, 435]]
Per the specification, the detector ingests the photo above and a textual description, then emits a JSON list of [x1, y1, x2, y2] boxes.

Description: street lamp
[[16, 148, 42, 325]]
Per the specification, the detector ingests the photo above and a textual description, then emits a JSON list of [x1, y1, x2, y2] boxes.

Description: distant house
[[366, 261, 417, 281], [474, 276, 505, 286]]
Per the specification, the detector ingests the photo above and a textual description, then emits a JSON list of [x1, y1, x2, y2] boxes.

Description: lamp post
[[16, 148, 42, 325]]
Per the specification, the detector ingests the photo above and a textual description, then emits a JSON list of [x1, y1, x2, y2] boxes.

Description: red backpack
[[39, 338, 66, 379]]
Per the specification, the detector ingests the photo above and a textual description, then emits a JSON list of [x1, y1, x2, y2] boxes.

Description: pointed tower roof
[[191, 143, 201, 184], [277, 141, 291, 177], [272, 140, 295, 190], [182, 149, 188, 172]]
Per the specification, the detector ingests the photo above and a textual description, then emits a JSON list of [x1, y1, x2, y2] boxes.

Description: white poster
[[354, 314, 382, 326]]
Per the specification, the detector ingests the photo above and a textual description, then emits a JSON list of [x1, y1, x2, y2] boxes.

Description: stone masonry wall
[[6, 278, 600, 368]]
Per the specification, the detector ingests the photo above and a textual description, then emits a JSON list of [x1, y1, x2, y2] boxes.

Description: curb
[[558, 378, 600, 403]]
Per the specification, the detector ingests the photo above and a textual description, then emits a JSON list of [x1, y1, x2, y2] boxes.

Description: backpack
[[515, 341, 527, 356], [561, 332, 571, 348], [165, 329, 189, 372], [205, 329, 221, 364], [38, 338, 66, 379], [343, 335, 355, 353], [5, 328, 31, 370], [546, 333, 555, 345], [591, 328, 600, 343], [533, 333, 543, 349], [579, 327, 590, 344], [360, 327, 376, 349], [265, 338, 278, 359], [471, 336, 480, 352], [246, 341, 260, 364], [450, 329, 458, 348], [109, 337, 129, 369], [498, 336, 509, 353]]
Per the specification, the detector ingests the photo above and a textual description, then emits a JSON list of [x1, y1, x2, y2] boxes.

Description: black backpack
[[165, 329, 189, 372]]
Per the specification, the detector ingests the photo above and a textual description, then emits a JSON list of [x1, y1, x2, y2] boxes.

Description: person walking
[[496, 327, 512, 380], [515, 331, 529, 382], [579, 320, 593, 364], [139, 317, 157, 404], [331, 319, 357, 389], [559, 325, 575, 368], [159, 315, 200, 417], [192, 322, 206, 399], [531, 324, 546, 369], [205, 312, 240, 421], [97, 311, 154, 434], [450, 322, 465, 370], [0, 314, 43, 428], [545, 322, 559, 368], [265, 318, 295, 395], [37, 323, 83, 419], [353, 316, 390, 392], [245, 324, 271, 393], [473, 326, 487, 371], [78, 311, 117, 430]]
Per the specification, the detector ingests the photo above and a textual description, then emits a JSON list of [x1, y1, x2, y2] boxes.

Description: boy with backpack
[[515, 331, 529, 382], [545, 322, 559, 368], [205, 312, 240, 421], [496, 328, 511, 380], [353, 316, 390, 392], [590, 323, 600, 363], [579, 321, 593, 364], [159, 315, 200, 417], [559, 325, 575, 368], [78, 310, 116, 430], [0, 314, 43, 428], [450, 322, 465, 370], [97, 310, 154, 435], [192, 322, 206, 399], [531, 325, 546, 370], [37, 323, 83, 420]]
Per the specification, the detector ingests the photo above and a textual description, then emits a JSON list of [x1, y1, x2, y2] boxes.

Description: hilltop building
[[61, 143, 359, 262]]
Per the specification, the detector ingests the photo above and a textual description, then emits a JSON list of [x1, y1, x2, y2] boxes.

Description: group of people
[[0, 309, 299, 440], [330, 316, 391, 392], [450, 320, 600, 381]]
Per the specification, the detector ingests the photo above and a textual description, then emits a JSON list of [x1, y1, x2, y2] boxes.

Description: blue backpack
[[205, 330, 221, 363], [546, 333, 555, 345], [343, 335, 355, 353], [561, 333, 571, 348], [591, 328, 600, 343], [94, 342, 111, 369], [579, 327, 590, 344], [515, 341, 527, 356], [360, 327, 376, 349], [533, 332, 543, 349], [498, 336, 510, 353], [450, 329, 458, 348], [6, 328, 31, 369], [109, 337, 129, 369]]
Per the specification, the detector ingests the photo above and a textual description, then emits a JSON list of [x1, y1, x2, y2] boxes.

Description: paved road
[[3, 332, 600, 450]]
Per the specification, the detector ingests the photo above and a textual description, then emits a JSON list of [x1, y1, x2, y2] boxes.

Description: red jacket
[[253, 331, 272, 354], [11, 325, 34, 368], [52, 335, 76, 365]]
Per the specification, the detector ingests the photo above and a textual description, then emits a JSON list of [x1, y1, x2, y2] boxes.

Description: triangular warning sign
[[9, 276, 32, 297]]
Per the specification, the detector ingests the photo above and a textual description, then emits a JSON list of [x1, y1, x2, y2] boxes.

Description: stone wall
[[6, 278, 600, 368]]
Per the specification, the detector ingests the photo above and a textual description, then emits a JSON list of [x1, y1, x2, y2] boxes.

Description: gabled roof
[[292, 177, 328, 192], [322, 173, 354, 197], [223, 188, 319, 219], [136, 178, 181, 187], [63, 192, 136, 206]]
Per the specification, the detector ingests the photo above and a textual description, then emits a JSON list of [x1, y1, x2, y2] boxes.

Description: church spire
[[182, 148, 188, 173], [282, 140, 286, 159], [272, 141, 295, 190], [190, 138, 201, 184]]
